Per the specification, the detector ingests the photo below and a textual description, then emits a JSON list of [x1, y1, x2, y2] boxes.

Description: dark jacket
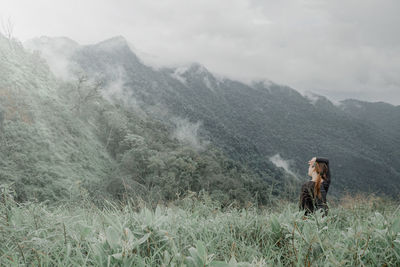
[[299, 157, 330, 216], [299, 180, 329, 216]]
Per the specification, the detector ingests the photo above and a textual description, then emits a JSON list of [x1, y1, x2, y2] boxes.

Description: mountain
[[340, 99, 400, 137], [1, 33, 283, 205], [23, 35, 400, 198]]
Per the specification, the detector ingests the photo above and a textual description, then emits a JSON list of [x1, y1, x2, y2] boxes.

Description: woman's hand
[[308, 157, 316, 165]]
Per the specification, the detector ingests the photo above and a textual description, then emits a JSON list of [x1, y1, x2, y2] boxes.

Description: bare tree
[[0, 46, 5, 60], [0, 106, 4, 132], [1, 16, 14, 50]]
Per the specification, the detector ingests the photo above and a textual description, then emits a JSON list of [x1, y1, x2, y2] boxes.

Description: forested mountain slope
[[1, 34, 285, 204], [0, 35, 113, 201], [340, 99, 400, 137], [27, 36, 400, 197]]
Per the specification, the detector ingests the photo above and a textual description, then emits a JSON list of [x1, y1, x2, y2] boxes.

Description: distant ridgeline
[[0, 33, 399, 204]]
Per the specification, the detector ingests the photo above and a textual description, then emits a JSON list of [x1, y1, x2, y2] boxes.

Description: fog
[[171, 117, 209, 151], [1, 0, 400, 105], [269, 154, 299, 180]]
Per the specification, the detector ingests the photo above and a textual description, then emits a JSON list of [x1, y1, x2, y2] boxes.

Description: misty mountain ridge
[[24, 34, 399, 108], [2, 33, 399, 201], [2, 33, 290, 204], [23, 35, 400, 197], [31, 36, 400, 196]]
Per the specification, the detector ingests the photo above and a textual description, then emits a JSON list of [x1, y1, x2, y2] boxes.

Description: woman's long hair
[[314, 162, 328, 199]]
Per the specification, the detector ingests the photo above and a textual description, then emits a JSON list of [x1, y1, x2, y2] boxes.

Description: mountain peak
[[91, 36, 143, 64], [94, 36, 130, 50], [187, 62, 209, 74], [168, 62, 212, 78]]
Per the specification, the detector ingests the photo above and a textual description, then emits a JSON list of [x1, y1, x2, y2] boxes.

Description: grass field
[[1, 185, 399, 266]]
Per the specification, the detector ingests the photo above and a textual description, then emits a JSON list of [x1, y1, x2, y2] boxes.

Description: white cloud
[[171, 117, 209, 151], [23, 36, 79, 80], [170, 66, 189, 85], [269, 153, 298, 180], [302, 91, 320, 106], [2, 0, 400, 104]]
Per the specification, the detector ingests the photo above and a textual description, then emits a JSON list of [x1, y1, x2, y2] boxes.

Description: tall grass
[[1, 185, 399, 266]]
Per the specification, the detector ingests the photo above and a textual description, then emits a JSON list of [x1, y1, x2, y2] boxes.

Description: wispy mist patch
[[170, 66, 189, 85], [302, 91, 343, 107], [101, 66, 146, 117], [23, 36, 79, 81], [269, 153, 298, 180], [171, 117, 209, 151], [302, 91, 320, 106], [100, 65, 127, 101]]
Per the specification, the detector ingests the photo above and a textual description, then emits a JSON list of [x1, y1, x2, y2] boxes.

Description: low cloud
[[4, 0, 400, 104], [99, 66, 147, 117], [23, 36, 79, 81], [269, 153, 298, 180], [171, 117, 209, 151]]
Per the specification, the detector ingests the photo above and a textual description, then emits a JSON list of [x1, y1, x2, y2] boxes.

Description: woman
[[299, 157, 330, 216]]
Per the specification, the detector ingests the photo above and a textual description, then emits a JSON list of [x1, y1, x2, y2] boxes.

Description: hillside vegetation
[[1, 186, 399, 266]]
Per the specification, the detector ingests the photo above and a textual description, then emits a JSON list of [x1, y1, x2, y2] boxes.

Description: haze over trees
[[1, 33, 400, 204], [1, 33, 292, 205], [26, 35, 400, 198]]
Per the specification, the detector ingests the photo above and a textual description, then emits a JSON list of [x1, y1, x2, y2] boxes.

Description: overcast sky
[[1, 0, 400, 105]]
